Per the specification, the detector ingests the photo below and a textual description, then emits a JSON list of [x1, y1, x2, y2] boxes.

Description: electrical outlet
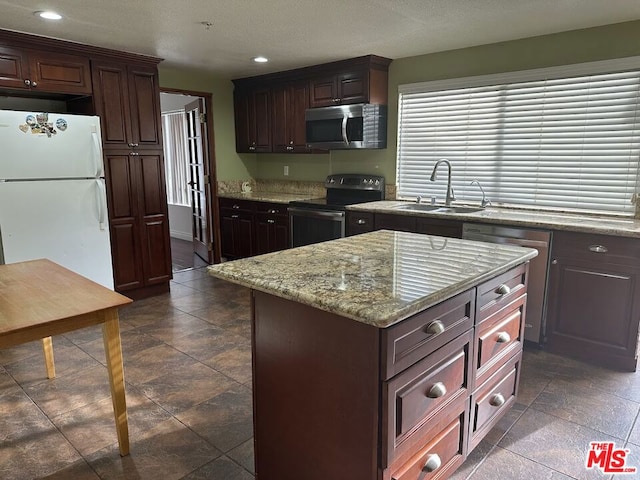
[[284, 165, 289, 176]]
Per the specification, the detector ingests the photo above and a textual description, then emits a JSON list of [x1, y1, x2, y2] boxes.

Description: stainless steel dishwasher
[[462, 223, 551, 345]]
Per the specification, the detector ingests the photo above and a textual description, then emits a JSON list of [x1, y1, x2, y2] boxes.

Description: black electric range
[[288, 174, 385, 247]]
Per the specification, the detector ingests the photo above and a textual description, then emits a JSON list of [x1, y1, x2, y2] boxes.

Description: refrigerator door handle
[[95, 179, 107, 230], [91, 128, 104, 178]]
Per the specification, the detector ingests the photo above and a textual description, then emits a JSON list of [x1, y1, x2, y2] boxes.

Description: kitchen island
[[208, 230, 537, 480]]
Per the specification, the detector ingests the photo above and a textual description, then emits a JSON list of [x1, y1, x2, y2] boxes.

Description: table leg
[[41, 337, 55, 379], [102, 308, 130, 456]]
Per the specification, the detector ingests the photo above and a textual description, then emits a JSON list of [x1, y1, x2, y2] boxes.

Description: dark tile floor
[[1, 266, 640, 479]]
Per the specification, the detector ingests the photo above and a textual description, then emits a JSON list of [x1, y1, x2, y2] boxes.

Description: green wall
[[160, 20, 640, 184], [158, 66, 257, 181]]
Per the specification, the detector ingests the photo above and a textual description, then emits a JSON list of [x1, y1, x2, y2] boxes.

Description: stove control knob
[[375, 180, 380, 185], [329, 178, 335, 184]]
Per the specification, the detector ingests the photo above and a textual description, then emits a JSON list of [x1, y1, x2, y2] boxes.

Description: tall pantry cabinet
[[92, 60, 171, 294], [0, 29, 172, 298]]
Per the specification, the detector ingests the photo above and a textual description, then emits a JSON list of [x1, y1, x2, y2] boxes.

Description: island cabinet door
[[251, 291, 381, 480]]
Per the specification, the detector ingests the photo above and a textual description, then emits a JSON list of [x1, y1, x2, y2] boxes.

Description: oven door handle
[[288, 207, 345, 220]]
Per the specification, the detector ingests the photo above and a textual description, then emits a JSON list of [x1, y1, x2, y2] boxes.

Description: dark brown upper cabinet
[[91, 61, 162, 150], [232, 55, 391, 154], [0, 45, 91, 95], [272, 80, 310, 153], [234, 87, 272, 153]]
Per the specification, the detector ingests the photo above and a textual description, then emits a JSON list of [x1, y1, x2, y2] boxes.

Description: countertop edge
[[208, 248, 537, 328], [347, 202, 640, 238]]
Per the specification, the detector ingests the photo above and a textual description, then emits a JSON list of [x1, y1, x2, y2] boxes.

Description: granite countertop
[[348, 200, 640, 238], [208, 230, 537, 328], [218, 191, 320, 203]]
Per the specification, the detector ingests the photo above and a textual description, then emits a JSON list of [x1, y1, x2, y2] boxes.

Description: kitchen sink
[[394, 204, 443, 212], [394, 204, 484, 214]]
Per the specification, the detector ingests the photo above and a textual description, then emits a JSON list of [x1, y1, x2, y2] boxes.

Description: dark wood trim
[[122, 281, 169, 300], [160, 87, 221, 264], [0, 28, 162, 66], [232, 54, 392, 87]]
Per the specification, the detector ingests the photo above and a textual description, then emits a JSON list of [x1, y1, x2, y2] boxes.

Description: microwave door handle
[[341, 115, 349, 146]]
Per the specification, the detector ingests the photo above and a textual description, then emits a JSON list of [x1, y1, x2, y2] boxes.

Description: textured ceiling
[[1, 0, 640, 78]]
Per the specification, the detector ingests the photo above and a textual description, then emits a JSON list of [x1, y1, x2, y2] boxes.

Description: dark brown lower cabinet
[[250, 264, 527, 479], [219, 199, 289, 259], [104, 150, 171, 296], [220, 212, 254, 259], [546, 231, 640, 371], [254, 213, 289, 255]]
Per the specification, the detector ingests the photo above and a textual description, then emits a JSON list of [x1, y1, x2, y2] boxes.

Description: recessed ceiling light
[[253, 56, 269, 63], [35, 11, 62, 20]]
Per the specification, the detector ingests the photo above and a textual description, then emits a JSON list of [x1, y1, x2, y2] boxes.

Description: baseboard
[[170, 230, 192, 241]]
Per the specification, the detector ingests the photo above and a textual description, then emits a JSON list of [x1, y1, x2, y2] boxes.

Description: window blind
[[397, 60, 640, 216], [161, 111, 191, 207]]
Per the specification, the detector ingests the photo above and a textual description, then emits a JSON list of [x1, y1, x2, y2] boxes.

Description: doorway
[[159, 89, 220, 272]]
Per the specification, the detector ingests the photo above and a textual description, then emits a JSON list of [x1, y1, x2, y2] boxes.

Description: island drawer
[[476, 264, 527, 324], [382, 329, 473, 467], [218, 197, 254, 212], [384, 405, 468, 480], [469, 351, 521, 451], [474, 294, 526, 388], [381, 289, 474, 380]]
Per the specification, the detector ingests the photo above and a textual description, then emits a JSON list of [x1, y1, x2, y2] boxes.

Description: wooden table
[[0, 259, 133, 456]]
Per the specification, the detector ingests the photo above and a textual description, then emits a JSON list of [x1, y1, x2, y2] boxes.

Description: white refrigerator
[[0, 109, 114, 289]]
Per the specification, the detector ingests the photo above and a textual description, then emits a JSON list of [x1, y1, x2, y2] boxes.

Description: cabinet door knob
[[129, 152, 139, 156], [357, 218, 367, 225], [128, 143, 139, 148], [588, 244, 608, 253], [249, 146, 256, 151], [495, 284, 511, 295], [496, 332, 511, 343], [422, 454, 442, 473], [489, 393, 506, 407], [24, 79, 31, 86], [31, 81, 38, 87], [551, 259, 558, 265], [427, 382, 447, 399], [268, 209, 278, 214], [231, 214, 239, 219], [426, 320, 445, 335], [267, 219, 275, 224], [232, 205, 240, 209]]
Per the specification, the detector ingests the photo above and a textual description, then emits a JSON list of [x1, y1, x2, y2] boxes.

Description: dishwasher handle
[[463, 233, 548, 249]]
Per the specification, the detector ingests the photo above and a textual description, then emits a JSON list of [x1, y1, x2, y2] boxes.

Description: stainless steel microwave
[[305, 103, 387, 150]]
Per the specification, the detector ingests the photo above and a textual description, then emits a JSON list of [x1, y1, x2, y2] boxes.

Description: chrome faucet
[[470, 179, 491, 208], [430, 159, 456, 206]]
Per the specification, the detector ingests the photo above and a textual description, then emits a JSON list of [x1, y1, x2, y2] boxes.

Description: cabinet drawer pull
[[495, 284, 511, 295], [232, 204, 240, 209], [422, 454, 442, 473], [588, 244, 608, 253], [31, 81, 38, 87], [425, 320, 445, 335], [231, 214, 239, 219], [427, 382, 447, 399], [489, 393, 506, 407], [268, 209, 278, 214], [129, 152, 139, 156], [267, 219, 275, 224], [496, 332, 511, 343], [24, 79, 31, 86], [357, 218, 367, 225]]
